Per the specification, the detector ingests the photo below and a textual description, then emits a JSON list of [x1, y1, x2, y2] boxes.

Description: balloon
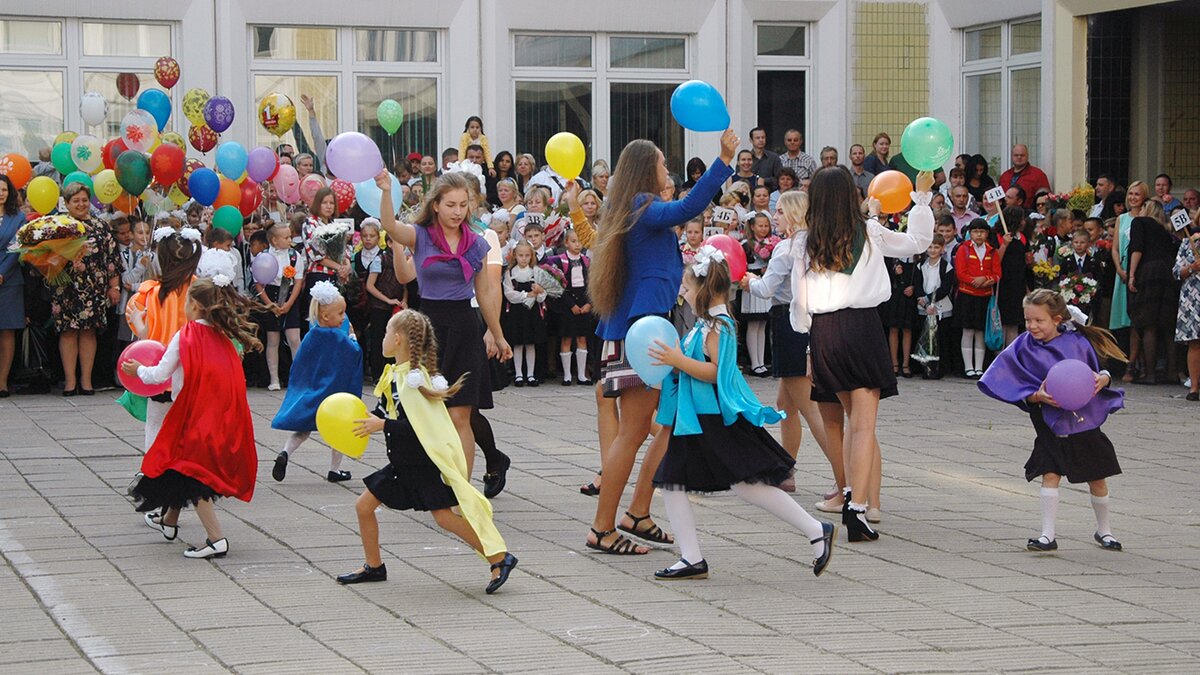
[[150, 143, 185, 186], [182, 88, 210, 127], [0, 153, 33, 189], [703, 233, 748, 282], [115, 151, 152, 196], [215, 141, 248, 180], [299, 174, 325, 205], [251, 251, 280, 285], [93, 169, 122, 204], [203, 96, 235, 134], [544, 132, 586, 181], [161, 130, 186, 149], [136, 89, 171, 132], [102, 138, 127, 170], [352, 174, 401, 219], [273, 164, 301, 204], [212, 205, 243, 237], [27, 176, 60, 215], [179, 158, 204, 197], [377, 99, 404, 135], [70, 135, 103, 174], [188, 168, 221, 206], [117, 340, 170, 397], [900, 117, 954, 172], [670, 80, 731, 132], [154, 56, 180, 89], [113, 192, 139, 213], [188, 124, 218, 153], [51, 142, 77, 175], [120, 109, 159, 152], [80, 91, 108, 127], [316, 393, 369, 458], [331, 179, 355, 212], [325, 132, 383, 183], [1045, 359, 1097, 411], [238, 178, 262, 216], [867, 170, 914, 214], [624, 316, 679, 388], [63, 171, 93, 192], [257, 93, 296, 138], [54, 132, 78, 148], [168, 182, 189, 206], [214, 177, 240, 209], [116, 73, 140, 101], [141, 187, 172, 217], [246, 146, 279, 183]]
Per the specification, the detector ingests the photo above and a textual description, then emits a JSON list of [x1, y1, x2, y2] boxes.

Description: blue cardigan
[[597, 158, 733, 340]]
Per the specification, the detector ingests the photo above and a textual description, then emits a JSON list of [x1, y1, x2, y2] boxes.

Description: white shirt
[[136, 319, 212, 393], [748, 237, 796, 306], [921, 259, 944, 296]]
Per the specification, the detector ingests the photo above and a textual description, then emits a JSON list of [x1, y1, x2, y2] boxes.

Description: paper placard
[[1170, 209, 1192, 231], [712, 207, 737, 225], [333, 218, 355, 230], [523, 212, 545, 230], [983, 186, 1005, 204], [703, 226, 724, 239]]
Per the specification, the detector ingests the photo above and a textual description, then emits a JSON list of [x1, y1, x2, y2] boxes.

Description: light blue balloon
[[670, 80, 730, 133], [216, 141, 248, 180], [354, 175, 402, 219], [136, 89, 171, 132], [625, 316, 679, 387]]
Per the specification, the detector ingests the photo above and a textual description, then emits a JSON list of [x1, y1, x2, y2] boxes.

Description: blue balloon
[[188, 167, 221, 206], [216, 142, 248, 180], [354, 174, 402, 219], [670, 80, 730, 133], [625, 316, 679, 388], [136, 89, 171, 132]]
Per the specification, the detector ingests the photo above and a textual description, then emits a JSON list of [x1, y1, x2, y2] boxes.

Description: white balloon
[[70, 134, 103, 174], [120, 109, 159, 153], [80, 91, 108, 127]]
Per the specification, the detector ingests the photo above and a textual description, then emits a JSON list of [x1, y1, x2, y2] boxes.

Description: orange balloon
[[214, 177, 241, 209], [867, 170, 914, 214], [113, 192, 140, 213], [0, 153, 33, 189]]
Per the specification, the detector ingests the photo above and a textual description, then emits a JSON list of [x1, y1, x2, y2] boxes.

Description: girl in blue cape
[[271, 280, 364, 483], [647, 246, 835, 581], [979, 289, 1127, 553]]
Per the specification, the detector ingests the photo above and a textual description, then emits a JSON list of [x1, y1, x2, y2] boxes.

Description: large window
[[250, 26, 442, 167], [754, 24, 810, 154], [962, 19, 1042, 172], [511, 33, 687, 175]]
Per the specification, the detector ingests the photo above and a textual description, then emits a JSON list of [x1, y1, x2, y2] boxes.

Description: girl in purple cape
[[978, 289, 1128, 553]]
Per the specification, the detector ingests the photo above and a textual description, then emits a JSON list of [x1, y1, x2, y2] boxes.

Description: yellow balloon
[[316, 393, 369, 458], [162, 130, 186, 148], [545, 132, 586, 181], [258, 93, 297, 138], [27, 176, 60, 214], [93, 169, 122, 204], [168, 182, 188, 206], [54, 131, 78, 146], [183, 88, 210, 127]]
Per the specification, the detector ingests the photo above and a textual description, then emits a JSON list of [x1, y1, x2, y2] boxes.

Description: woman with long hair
[[1112, 181, 1148, 381], [301, 187, 350, 321], [515, 153, 537, 195], [585, 129, 738, 555], [863, 132, 891, 176], [486, 151, 516, 207]]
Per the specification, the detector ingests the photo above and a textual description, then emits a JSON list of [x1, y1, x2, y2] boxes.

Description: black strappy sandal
[[485, 553, 518, 594], [586, 528, 649, 555], [579, 470, 601, 496], [618, 512, 674, 545]]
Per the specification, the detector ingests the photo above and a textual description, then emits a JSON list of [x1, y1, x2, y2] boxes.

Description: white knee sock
[[748, 321, 766, 369], [329, 449, 344, 472], [282, 431, 310, 456], [1091, 494, 1112, 536], [961, 330, 976, 371], [513, 345, 526, 379], [732, 482, 825, 558], [662, 489, 703, 568], [576, 349, 589, 381], [266, 332, 281, 384], [973, 330, 985, 373], [1040, 487, 1059, 541], [560, 352, 573, 382]]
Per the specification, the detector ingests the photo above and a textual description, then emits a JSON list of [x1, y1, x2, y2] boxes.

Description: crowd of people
[[2, 113, 1198, 589]]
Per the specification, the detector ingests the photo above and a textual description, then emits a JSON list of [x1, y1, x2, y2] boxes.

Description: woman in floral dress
[[1174, 227, 1200, 401], [52, 182, 121, 395]]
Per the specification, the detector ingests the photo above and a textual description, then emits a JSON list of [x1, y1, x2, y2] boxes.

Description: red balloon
[[154, 56, 180, 89], [331, 179, 356, 212], [103, 138, 129, 171], [702, 234, 748, 282], [178, 158, 205, 198], [188, 124, 218, 153], [149, 143, 185, 186], [239, 178, 263, 216], [214, 177, 240, 209], [116, 73, 140, 101], [118, 340, 169, 397]]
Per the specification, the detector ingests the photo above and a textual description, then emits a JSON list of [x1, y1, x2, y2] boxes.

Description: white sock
[[576, 349, 589, 381], [748, 321, 766, 369], [960, 330, 975, 371], [513, 345, 526, 379], [560, 352, 573, 382], [1040, 487, 1059, 541], [1091, 494, 1112, 536], [329, 449, 344, 472], [266, 332, 281, 384], [662, 489, 703, 568], [282, 431, 309, 456], [732, 482, 825, 558]]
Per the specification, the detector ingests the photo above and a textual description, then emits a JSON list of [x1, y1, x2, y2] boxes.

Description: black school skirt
[[1024, 406, 1122, 483], [423, 299, 493, 410], [769, 304, 809, 378], [809, 307, 897, 403]]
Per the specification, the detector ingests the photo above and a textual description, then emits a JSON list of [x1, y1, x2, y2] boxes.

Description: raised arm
[[875, 171, 935, 257], [375, 171, 416, 249], [640, 130, 738, 230]]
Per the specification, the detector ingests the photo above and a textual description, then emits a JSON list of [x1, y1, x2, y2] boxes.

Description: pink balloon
[[1045, 359, 1096, 411], [272, 164, 300, 204], [702, 234, 748, 282], [118, 340, 169, 397], [299, 173, 326, 204]]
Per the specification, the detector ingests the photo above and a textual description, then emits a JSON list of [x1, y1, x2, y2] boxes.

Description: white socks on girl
[[961, 329, 985, 374], [560, 352, 573, 383], [1091, 494, 1111, 536], [513, 344, 533, 380], [558, 350, 590, 383], [1039, 486, 1059, 542], [746, 321, 766, 371]]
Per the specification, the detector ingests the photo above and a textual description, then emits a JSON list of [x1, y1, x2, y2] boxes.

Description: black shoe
[[482, 453, 511, 499], [846, 506, 879, 542], [1026, 536, 1058, 552], [272, 452, 288, 482], [62, 387, 78, 397], [1094, 532, 1122, 551], [527, 378, 540, 387], [183, 538, 228, 559], [561, 379, 572, 386], [327, 470, 352, 483], [840, 490, 852, 526], [337, 562, 388, 584], [0, 389, 9, 398], [513, 377, 526, 388], [654, 558, 709, 580], [811, 522, 836, 577], [577, 379, 593, 386], [485, 553, 518, 594], [78, 388, 95, 396], [1187, 392, 1199, 402]]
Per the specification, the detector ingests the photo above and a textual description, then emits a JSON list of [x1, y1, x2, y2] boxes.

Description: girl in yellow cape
[[338, 309, 517, 594]]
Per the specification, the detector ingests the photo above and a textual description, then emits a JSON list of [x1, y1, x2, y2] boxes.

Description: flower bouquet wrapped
[[1032, 259, 1061, 288], [313, 221, 363, 305], [1058, 273, 1099, 309], [8, 214, 88, 285]]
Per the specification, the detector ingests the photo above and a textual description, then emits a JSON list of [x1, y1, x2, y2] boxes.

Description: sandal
[[586, 528, 649, 555], [579, 482, 600, 496], [618, 512, 674, 545]]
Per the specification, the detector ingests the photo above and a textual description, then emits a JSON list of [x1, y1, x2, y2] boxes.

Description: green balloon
[[212, 205, 243, 236], [900, 117, 954, 172], [377, 99, 403, 135], [51, 142, 77, 175], [115, 150, 151, 196], [63, 171, 94, 192]]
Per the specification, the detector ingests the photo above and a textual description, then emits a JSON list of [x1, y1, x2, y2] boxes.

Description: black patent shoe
[[482, 454, 511, 499], [327, 470, 352, 483], [1094, 532, 1122, 551], [485, 553, 518, 594], [811, 522, 836, 577], [577, 379, 593, 386], [1027, 536, 1058, 552], [654, 558, 709, 580], [337, 562, 388, 584], [272, 452, 288, 482], [841, 490, 852, 526], [846, 507, 879, 542]]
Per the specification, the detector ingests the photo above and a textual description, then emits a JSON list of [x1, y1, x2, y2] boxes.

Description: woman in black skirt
[[991, 207, 1031, 347], [1127, 215, 1182, 383]]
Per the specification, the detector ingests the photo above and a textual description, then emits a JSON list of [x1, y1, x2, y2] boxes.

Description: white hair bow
[[1065, 304, 1088, 329], [491, 208, 511, 224], [211, 273, 233, 288], [196, 247, 237, 283], [309, 280, 342, 305], [178, 227, 201, 242], [152, 226, 176, 242], [691, 244, 726, 278], [446, 160, 485, 191]]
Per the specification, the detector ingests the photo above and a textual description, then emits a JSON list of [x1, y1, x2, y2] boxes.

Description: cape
[[374, 364, 506, 557], [978, 330, 1124, 435], [657, 315, 785, 436], [142, 322, 257, 502], [272, 326, 364, 431]]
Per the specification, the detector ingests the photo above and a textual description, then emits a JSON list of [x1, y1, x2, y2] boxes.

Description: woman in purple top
[[377, 171, 512, 475]]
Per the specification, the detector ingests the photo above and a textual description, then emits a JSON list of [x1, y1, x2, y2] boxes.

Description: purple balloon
[[203, 96, 235, 133], [246, 146, 278, 183], [325, 132, 384, 184], [250, 252, 280, 285], [1045, 359, 1096, 411]]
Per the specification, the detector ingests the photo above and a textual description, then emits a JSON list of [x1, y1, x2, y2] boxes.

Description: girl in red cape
[[122, 275, 263, 559]]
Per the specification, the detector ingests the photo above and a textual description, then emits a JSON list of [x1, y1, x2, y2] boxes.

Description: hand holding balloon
[[353, 415, 386, 438], [719, 130, 739, 166], [648, 339, 685, 369], [914, 170, 934, 194], [1093, 371, 1112, 396]]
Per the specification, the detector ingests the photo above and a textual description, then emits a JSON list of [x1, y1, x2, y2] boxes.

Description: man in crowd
[[819, 146, 838, 168], [1183, 188, 1199, 212], [1155, 173, 1182, 213], [998, 144, 1049, 209], [1090, 174, 1116, 217], [848, 143, 874, 199], [749, 127, 782, 181], [1005, 185, 1027, 210], [780, 128, 817, 181], [949, 185, 979, 235]]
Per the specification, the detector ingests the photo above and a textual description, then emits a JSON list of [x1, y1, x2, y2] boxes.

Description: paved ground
[[1, 374, 1199, 674]]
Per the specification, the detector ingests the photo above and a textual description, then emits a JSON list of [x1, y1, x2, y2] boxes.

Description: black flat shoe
[[900, 367, 913, 378], [577, 379, 593, 386], [78, 387, 95, 396], [561, 379, 573, 386], [482, 453, 511, 499], [1027, 536, 1058, 552], [62, 387, 78, 397], [0, 390, 9, 398], [654, 558, 708, 580], [811, 522, 836, 577], [526, 378, 539, 387], [513, 378, 525, 388], [485, 553, 518, 594], [1187, 392, 1199, 402], [327, 470, 352, 483], [1094, 532, 1122, 551], [337, 562, 388, 584], [846, 507, 879, 542], [272, 452, 288, 482]]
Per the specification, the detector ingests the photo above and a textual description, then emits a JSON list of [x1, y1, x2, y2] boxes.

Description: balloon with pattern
[[182, 88, 210, 127], [120, 109, 159, 152], [93, 169, 122, 204], [203, 96, 235, 134], [188, 124, 218, 153], [153, 56, 180, 89], [79, 92, 108, 127], [70, 135, 103, 174], [0, 153, 33, 189], [257, 93, 296, 138], [150, 143, 185, 186]]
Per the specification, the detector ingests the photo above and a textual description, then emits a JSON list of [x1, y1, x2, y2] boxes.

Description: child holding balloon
[[256, 223, 306, 391], [978, 289, 1127, 552]]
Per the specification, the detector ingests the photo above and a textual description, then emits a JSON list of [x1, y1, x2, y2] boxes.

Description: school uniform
[[954, 241, 1001, 331], [258, 246, 305, 332], [747, 238, 810, 378], [912, 255, 956, 377]]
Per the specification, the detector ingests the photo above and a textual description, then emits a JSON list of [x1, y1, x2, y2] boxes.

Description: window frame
[[960, 17, 1042, 168], [752, 22, 813, 149]]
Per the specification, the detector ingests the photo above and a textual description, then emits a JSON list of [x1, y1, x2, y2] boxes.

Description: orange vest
[[127, 278, 192, 345]]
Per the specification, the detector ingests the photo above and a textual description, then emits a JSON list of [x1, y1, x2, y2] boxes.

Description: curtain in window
[[514, 81, 592, 170], [610, 82, 682, 174]]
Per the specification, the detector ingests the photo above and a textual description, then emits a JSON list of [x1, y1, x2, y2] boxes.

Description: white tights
[[266, 328, 302, 386], [513, 344, 534, 379], [746, 320, 767, 370], [281, 431, 343, 471], [961, 329, 985, 372]]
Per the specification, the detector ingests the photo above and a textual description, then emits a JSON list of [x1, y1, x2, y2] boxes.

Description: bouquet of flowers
[[1067, 183, 1096, 214], [1058, 273, 1099, 308], [8, 214, 88, 285], [751, 234, 782, 262], [1032, 259, 1061, 288], [312, 222, 362, 305]]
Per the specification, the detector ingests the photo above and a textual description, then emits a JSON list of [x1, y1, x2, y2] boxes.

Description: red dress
[[132, 322, 257, 511]]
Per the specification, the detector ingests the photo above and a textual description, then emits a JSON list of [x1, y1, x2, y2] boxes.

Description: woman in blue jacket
[[585, 130, 737, 554]]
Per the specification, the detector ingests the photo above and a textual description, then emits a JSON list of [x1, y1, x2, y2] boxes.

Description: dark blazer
[[1059, 252, 1100, 279], [913, 256, 955, 303]]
